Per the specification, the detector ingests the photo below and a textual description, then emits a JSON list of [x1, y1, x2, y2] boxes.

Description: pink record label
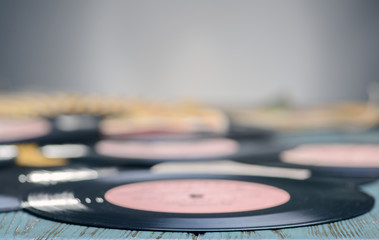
[[104, 179, 290, 213], [0, 118, 52, 141], [95, 138, 239, 159], [281, 144, 379, 167]]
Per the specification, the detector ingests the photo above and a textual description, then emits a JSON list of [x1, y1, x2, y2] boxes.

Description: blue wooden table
[[1, 130, 379, 239]]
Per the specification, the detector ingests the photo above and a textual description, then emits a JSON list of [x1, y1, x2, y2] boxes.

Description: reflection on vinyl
[[24, 172, 374, 232], [0, 166, 121, 212], [0, 145, 18, 167]]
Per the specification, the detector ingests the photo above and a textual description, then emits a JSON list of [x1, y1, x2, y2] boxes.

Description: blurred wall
[[0, 0, 378, 105]]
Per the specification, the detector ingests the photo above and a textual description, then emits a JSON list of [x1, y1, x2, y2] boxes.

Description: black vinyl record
[[256, 161, 379, 183], [24, 172, 374, 232], [101, 125, 274, 141], [39, 138, 289, 166], [0, 115, 101, 145], [236, 141, 379, 182], [101, 117, 274, 141]]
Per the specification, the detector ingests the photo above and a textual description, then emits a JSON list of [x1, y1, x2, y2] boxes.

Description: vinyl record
[[38, 138, 288, 166], [24, 172, 374, 232], [0, 115, 101, 145], [0, 165, 123, 212], [101, 114, 274, 141], [238, 142, 379, 182], [109, 124, 273, 141]]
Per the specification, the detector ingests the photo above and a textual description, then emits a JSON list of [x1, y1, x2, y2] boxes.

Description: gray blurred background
[[0, 0, 378, 105]]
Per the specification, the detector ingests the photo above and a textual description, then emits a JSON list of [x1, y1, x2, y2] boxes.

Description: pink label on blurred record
[[0, 118, 52, 141], [95, 138, 239, 159], [281, 144, 379, 167]]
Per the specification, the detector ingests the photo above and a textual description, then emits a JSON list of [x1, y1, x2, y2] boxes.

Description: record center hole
[[189, 193, 203, 199]]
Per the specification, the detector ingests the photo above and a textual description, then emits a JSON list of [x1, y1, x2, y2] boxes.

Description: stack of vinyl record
[[0, 93, 378, 232]]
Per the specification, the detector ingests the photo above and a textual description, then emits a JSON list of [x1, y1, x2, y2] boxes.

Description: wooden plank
[[0, 211, 194, 239]]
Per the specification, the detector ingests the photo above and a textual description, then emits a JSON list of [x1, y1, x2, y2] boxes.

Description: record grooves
[[23, 172, 374, 232]]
